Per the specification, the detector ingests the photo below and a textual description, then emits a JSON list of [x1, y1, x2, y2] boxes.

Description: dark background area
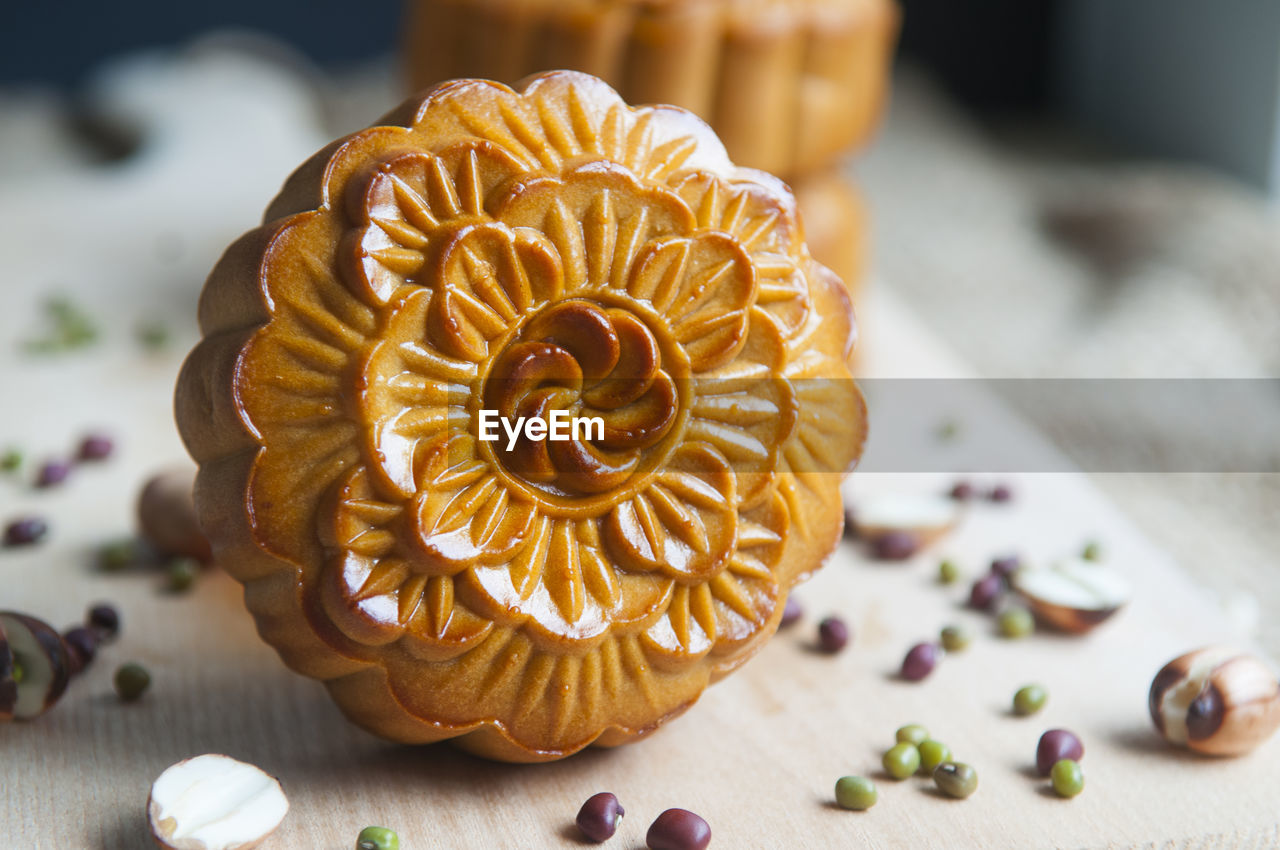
[[899, 0, 1061, 112], [3, 0, 1057, 112], [2, 0, 1276, 193], [0, 1, 403, 86]]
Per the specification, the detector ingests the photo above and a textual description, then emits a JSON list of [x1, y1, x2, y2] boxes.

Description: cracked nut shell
[[848, 492, 960, 550], [1149, 647, 1280, 756], [0, 611, 72, 721], [1012, 557, 1130, 634]]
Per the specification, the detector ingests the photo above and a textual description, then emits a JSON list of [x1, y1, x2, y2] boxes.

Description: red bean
[[871, 531, 919, 561], [901, 642, 940, 681], [575, 792, 624, 843], [62, 626, 98, 674], [77, 434, 114, 461], [989, 555, 1021, 579], [1036, 729, 1084, 776], [87, 603, 120, 642], [646, 809, 710, 850], [4, 517, 48, 546], [817, 616, 850, 653], [968, 574, 1004, 611], [35, 460, 71, 488]]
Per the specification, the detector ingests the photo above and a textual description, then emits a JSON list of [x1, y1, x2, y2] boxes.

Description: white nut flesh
[[148, 754, 288, 850], [851, 493, 961, 542], [1014, 558, 1132, 611], [1012, 557, 1131, 633], [0, 612, 70, 720]]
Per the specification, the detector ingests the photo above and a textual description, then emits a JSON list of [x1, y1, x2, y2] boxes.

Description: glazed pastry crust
[[177, 71, 864, 761]]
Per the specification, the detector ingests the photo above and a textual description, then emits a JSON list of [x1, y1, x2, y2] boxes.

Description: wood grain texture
[[2, 291, 1277, 849]]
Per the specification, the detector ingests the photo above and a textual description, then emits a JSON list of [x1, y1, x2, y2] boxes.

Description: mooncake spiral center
[[481, 297, 685, 503]]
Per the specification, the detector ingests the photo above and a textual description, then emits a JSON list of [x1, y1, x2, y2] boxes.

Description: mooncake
[[404, 0, 900, 177], [176, 71, 865, 761]]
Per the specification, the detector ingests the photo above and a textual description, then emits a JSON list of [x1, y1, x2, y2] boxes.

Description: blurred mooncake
[[404, 0, 899, 177]]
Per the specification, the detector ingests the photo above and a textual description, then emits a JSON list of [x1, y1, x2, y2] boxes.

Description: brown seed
[[646, 809, 711, 850], [576, 792, 624, 843]]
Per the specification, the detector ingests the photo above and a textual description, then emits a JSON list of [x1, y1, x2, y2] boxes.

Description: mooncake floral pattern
[[196, 72, 864, 759]]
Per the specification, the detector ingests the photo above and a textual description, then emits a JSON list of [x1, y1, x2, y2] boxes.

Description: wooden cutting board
[[2, 277, 1276, 849]]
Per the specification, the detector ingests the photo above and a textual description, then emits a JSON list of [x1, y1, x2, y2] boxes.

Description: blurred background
[[6, 1, 1279, 193], [1, 0, 1277, 649]]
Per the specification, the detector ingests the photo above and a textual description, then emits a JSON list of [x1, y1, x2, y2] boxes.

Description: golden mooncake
[[176, 71, 865, 761], [404, 0, 900, 178]]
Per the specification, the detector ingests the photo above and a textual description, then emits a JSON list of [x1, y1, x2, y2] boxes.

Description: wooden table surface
[[0, 59, 1274, 846], [3, 271, 1277, 848]]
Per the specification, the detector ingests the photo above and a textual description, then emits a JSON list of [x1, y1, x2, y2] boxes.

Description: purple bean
[[87, 603, 120, 642], [871, 531, 919, 561], [62, 626, 98, 674], [77, 434, 114, 462], [646, 809, 711, 850], [1036, 729, 1084, 776], [901, 642, 940, 681], [35, 460, 71, 488], [989, 555, 1020, 579], [817, 616, 850, 653], [4, 516, 48, 546], [576, 792, 624, 843], [968, 574, 1004, 611]]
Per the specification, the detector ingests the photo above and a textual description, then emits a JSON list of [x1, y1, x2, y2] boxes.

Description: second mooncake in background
[[404, 0, 899, 179]]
